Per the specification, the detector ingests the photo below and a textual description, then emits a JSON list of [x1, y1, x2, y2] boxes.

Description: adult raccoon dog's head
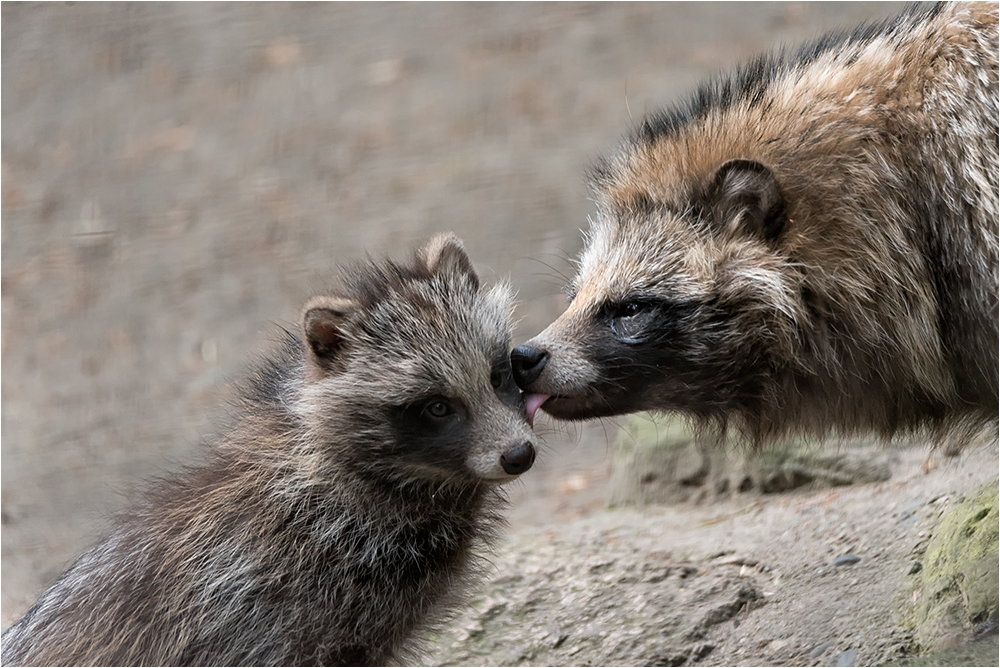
[[514, 158, 801, 434], [298, 233, 535, 486]]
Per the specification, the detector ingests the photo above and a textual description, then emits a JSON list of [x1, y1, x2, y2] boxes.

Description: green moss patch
[[914, 480, 999, 652]]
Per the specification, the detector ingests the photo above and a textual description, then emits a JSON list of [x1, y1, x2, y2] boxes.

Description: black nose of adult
[[500, 442, 536, 475], [510, 345, 548, 388]]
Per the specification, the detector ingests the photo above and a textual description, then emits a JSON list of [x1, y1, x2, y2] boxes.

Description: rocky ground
[[4, 3, 996, 666], [432, 421, 998, 667]]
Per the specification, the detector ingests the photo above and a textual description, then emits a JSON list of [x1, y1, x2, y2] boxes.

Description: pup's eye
[[424, 400, 454, 419]]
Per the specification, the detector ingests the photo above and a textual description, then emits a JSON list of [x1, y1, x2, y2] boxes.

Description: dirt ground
[[431, 439, 999, 667], [5, 3, 996, 666]]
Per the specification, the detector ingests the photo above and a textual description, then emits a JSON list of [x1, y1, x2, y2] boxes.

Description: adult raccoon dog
[[1, 234, 536, 666], [513, 2, 998, 442]]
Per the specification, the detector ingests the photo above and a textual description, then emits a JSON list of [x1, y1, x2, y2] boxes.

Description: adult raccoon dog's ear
[[704, 159, 788, 242], [302, 295, 356, 374], [419, 233, 480, 290]]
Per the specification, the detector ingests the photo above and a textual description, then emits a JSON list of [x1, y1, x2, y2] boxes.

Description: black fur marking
[[551, 296, 777, 419], [384, 398, 476, 479]]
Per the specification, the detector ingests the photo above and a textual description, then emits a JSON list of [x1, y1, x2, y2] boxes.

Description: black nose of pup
[[500, 442, 536, 475], [510, 345, 548, 388]]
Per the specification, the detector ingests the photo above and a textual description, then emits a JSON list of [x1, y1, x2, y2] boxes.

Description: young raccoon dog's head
[[297, 233, 535, 488], [513, 158, 800, 431]]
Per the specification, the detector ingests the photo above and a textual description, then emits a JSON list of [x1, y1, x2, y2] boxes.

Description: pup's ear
[[705, 159, 788, 242], [419, 233, 480, 290], [302, 296, 355, 373]]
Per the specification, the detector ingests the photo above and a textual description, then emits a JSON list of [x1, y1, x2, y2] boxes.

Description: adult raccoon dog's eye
[[609, 300, 656, 343], [616, 302, 645, 318], [424, 399, 455, 419], [490, 369, 503, 389]]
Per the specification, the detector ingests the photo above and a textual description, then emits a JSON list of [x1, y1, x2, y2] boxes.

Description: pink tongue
[[523, 393, 551, 428]]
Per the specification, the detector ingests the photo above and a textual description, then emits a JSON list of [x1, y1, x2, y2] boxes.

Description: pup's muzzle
[[500, 442, 535, 475]]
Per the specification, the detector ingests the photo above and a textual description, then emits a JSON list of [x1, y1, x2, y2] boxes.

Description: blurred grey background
[[2, 2, 907, 626]]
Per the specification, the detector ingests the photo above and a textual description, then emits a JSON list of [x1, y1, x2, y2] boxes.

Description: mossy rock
[[747, 442, 895, 492], [609, 416, 724, 506], [914, 480, 999, 652], [609, 413, 896, 507]]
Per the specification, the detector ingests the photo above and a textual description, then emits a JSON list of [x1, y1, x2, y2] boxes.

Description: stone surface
[[913, 480, 999, 653], [426, 447, 998, 667], [609, 414, 897, 508]]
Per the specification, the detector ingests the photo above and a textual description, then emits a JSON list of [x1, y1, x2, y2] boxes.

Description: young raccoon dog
[[514, 2, 999, 443], [1, 234, 536, 667]]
